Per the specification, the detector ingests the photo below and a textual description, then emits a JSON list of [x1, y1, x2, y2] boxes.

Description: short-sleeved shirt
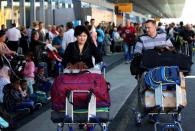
[[121, 26, 136, 44], [134, 32, 173, 54]]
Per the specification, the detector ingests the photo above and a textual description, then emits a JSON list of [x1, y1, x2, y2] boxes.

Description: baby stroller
[[133, 66, 187, 131], [50, 63, 110, 131]]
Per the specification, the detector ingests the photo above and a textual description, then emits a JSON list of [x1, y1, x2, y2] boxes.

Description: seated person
[[62, 25, 102, 70], [20, 79, 29, 99], [0, 66, 11, 103], [35, 66, 52, 96], [3, 77, 35, 112]]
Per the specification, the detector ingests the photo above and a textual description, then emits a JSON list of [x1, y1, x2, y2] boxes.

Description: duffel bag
[[141, 50, 192, 72], [144, 66, 180, 90], [51, 71, 110, 111]]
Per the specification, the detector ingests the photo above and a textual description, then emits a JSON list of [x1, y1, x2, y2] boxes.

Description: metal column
[[39, 0, 45, 23], [19, 0, 26, 27], [30, 0, 36, 26], [7, 0, 13, 22], [46, 0, 53, 25], [56, 0, 60, 9], [72, 0, 84, 23]]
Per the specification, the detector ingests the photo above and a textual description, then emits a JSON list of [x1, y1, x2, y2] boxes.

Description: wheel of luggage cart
[[154, 122, 182, 131], [132, 109, 141, 127]]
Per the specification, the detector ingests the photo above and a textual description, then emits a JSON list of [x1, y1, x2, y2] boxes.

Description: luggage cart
[[52, 90, 109, 131], [133, 72, 187, 131], [51, 63, 110, 131]]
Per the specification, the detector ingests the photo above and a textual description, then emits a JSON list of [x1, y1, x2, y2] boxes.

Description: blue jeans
[[123, 42, 132, 61], [15, 99, 35, 111]]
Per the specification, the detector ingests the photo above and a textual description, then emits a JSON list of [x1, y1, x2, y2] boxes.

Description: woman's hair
[[74, 25, 90, 37], [25, 52, 34, 60], [0, 30, 5, 38]]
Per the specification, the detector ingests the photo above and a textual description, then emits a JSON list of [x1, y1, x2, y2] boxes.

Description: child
[[35, 66, 52, 96], [22, 52, 35, 96], [20, 79, 29, 98], [3, 77, 35, 112]]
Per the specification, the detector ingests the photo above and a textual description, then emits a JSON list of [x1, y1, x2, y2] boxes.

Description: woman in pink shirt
[[22, 52, 35, 95]]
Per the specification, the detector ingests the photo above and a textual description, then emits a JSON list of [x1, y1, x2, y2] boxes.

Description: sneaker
[[47, 96, 51, 100], [125, 60, 131, 64], [148, 115, 158, 123], [35, 103, 42, 109]]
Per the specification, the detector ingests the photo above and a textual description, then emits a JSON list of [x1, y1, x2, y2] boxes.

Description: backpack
[[51, 72, 110, 111], [144, 66, 180, 90]]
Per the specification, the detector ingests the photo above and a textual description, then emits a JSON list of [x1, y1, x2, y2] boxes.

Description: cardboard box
[[180, 72, 186, 89], [144, 88, 187, 108]]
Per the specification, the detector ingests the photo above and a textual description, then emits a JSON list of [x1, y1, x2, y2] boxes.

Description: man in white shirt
[[6, 23, 21, 52], [62, 22, 76, 51]]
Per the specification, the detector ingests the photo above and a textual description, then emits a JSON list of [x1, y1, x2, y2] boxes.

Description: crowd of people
[[0, 18, 194, 127]]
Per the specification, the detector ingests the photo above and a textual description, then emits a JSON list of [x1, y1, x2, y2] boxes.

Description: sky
[[161, 0, 195, 24], [180, 0, 195, 24]]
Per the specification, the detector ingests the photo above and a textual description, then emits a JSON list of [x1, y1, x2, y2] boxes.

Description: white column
[[19, 0, 26, 26], [30, 0, 36, 26], [7, 0, 14, 22], [39, 0, 45, 23]]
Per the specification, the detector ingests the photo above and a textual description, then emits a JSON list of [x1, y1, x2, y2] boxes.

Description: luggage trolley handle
[[66, 90, 96, 122]]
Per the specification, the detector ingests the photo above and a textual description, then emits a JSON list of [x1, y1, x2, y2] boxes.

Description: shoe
[[125, 60, 131, 64], [148, 115, 158, 123], [47, 96, 51, 100], [35, 103, 42, 109]]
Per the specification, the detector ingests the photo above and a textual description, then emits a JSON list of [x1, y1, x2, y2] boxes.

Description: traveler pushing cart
[[50, 62, 110, 131]]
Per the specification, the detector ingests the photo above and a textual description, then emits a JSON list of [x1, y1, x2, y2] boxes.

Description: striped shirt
[[134, 33, 173, 54]]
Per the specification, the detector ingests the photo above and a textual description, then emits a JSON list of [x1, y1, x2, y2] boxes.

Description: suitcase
[[51, 72, 110, 111]]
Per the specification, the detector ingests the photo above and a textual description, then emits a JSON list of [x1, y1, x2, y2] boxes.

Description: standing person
[[22, 52, 35, 96], [134, 20, 173, 54], [52, 27, 65, 57], [62, 22, 76, 51], [38, 22, 47, 42], [180, 24, 195, 63], [30, 31, 45, 64], [96, 24, 105, 56], [5, 23, 21, 52], [90, 18, 96, 32], [121, 19, 136, 64], [62, 25, 102, 69], [20, 26, 29, 55]]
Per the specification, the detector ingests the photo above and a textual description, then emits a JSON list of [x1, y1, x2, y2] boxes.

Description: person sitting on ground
[[3, 77, 35, 112], [0, 66, 11, 103], [62, 25, 102, 70], [20, 79, 29, 99], [35, 66, 52, 96]]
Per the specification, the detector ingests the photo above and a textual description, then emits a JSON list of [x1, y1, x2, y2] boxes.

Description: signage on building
[[115, 3, 133, 13]]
